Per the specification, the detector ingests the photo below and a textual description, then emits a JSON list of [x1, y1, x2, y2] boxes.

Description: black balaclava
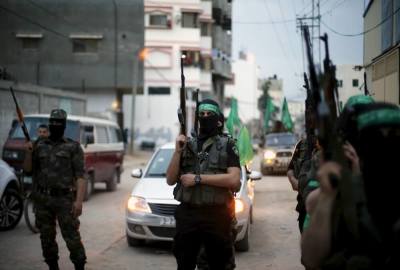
[[49, 119, 66, 141], [198, 99, 221, 139], [356, 104, 400, 234]]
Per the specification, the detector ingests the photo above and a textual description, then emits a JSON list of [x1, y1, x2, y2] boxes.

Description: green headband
[[199, 103, 220, 114], [357, 108, 400, 130], [345, 95, 374, 109]]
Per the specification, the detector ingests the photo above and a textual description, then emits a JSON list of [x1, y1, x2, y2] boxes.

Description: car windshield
[[10, 117, 79, 141], [145, 148, 174, 178], [265, 134, 296, 146]]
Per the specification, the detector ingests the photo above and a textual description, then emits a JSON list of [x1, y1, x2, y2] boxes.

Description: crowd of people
[[287, 95, 400, 269]]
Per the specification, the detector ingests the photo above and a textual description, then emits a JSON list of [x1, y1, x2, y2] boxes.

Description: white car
[[0, 159, 23, 231], [125, 143, 261, 251]]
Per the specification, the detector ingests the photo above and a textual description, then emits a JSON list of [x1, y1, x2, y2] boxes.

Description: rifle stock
[[10, 87, 31, 142]]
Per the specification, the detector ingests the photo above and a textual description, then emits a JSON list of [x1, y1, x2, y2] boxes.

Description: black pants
[[173, 203, 234, 270]]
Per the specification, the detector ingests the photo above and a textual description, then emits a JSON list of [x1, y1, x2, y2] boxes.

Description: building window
[[200, 22, 212, 36], [338, 80, 343, 88], [382, 0, 394, 52], [148, 87, 171, 95], [22, 38, 40, 50], [96, 126, 109, 143], [201, 56, 212, 71], [395, 0, 400, 42], [182, 50, 201, 67], [352, 79, 359, 87], [136, 86, 144, 95], [149, 14, 170, 28], [16, 34, 43, 50], [72, 39, 99, 53], [182, 12, 199, 28]]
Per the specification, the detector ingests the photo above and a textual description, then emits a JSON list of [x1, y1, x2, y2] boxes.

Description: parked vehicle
[[2, 114, 125, 201], [260, 132, 297, 175], [0, 159, 23, 231], [125, 143, 262, 251]]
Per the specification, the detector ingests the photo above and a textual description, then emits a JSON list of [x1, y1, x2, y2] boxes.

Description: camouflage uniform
[[32, 109, 86, 269], [288, 139, 309, 232]]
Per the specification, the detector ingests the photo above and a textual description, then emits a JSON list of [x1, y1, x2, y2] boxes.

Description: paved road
[[0, 152, 304, 270]]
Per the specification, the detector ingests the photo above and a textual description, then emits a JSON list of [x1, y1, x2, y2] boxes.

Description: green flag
[[237, 126, 254, 166], [264, 96, 275, 132], [281, 97, 294, 132], [226, 98, 241, 138]]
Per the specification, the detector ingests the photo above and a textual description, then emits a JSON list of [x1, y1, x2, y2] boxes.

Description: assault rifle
[[178, 55, 187, 136], [303, 72, 315, 160], [302, 25, 360, 239], [10, 86, 31, 142]]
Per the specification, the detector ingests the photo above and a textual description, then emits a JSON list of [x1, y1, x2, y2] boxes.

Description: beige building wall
[[364, 0, 381, 66], [364, 0, 400, 105]]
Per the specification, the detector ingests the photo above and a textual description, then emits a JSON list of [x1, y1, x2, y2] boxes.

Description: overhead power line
[[0, 4, 71, 40], [320, 0, 349, 16], [0, 4, 115, 55], [277, 0, 299, 60], [24, 0, 89, 33], [262, 0, 299, 74], [233, 18, 296, 25], [322, 6, 400, 37]]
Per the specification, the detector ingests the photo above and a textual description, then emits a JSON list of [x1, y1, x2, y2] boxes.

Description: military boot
[[46, 261, 59, 270], [74, 262, 85, 270]]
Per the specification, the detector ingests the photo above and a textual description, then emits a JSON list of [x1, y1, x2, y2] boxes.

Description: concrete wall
[[0, 80, 86, 149], [225, 52, 261, 123], [364, 0, 381, 66], [0, 0, 144, 92], [336, 65, 365, 106]]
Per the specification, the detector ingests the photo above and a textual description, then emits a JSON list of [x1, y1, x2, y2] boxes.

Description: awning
[[181, 46, 201, 51], [69, 34, 103, 39], [181, 7, 203, 13], [16, 33, 43, 39]]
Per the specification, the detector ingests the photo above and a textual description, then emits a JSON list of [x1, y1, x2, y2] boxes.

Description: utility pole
[[130, 49, 139, 155], [296, 0, 321, 68]]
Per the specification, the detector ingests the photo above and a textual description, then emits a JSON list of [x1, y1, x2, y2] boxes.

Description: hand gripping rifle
[[10, 86, 31, 142], [302, 25, 360, 239], [178, 55, 187, 136]]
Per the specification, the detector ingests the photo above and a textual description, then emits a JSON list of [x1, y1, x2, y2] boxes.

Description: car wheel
[[235, 221, 250, 252], [126, 234, 145, 247], [0, 188, 23, 231], [116, 168, 121, 184], [84, 173, 94, 201], [106, 170, 118, 192]]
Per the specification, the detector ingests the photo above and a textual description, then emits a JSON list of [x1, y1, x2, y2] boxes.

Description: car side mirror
[[84, 133, 94, 148], [131, 168, 142, 178], [249, 171, 262, 181]]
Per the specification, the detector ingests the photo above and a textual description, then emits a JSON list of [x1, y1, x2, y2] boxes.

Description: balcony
[[212, 58, 231, 79]]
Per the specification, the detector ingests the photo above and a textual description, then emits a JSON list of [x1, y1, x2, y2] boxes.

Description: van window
[[10, 117, 79, 141], [80, 125, 94, 144], [96, 126, 108, 143], [109, 127, 123, 143]]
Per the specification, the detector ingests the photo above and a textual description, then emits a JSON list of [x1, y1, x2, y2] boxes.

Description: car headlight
[[235, 198, 245, 214], [127, 196, 151, 213], [264, 150, 276, 159], [3, 150, 19, 160]]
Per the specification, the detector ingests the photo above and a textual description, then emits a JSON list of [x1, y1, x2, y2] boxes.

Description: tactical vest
[[174, 135, 234, 206]]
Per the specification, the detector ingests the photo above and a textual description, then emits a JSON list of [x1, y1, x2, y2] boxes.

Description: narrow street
[[0, 153, 303, 270]]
